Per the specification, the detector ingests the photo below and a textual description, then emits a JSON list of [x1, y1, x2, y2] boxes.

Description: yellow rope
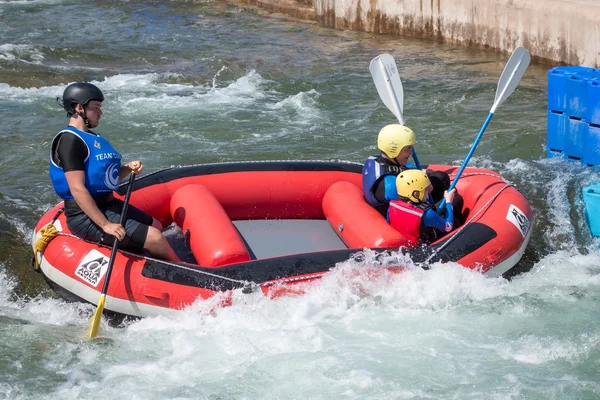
[[33, 224, 60, 270]]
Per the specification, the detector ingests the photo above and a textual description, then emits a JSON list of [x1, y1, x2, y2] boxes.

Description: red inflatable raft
[[31, 161, 533, 318]]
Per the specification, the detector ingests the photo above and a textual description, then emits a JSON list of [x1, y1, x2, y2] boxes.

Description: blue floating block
[[564, 117, 586, 160], [583, 183, 600, 237], [548, 66, 594, 112], [584, 124, 600, 166], [566, 74, 590, 119], [566, 69, 600, 119], [588, 79, 600, 125], [548, 67, 600, 163], [547, 110, 567, 153]]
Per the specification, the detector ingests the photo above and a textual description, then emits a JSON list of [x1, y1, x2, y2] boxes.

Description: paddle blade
[[491, 47, 531, 113], [369, 54, 404, 124], [89, 294, 106, 338]]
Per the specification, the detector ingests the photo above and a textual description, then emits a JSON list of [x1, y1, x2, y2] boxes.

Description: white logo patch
[[445, 221, 453, 232], [104, 163, 120, 190], [506, 204, 530, 238], [75, 249, 109, 287]]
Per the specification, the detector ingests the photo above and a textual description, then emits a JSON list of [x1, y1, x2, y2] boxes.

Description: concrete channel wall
[[229, 0, 600, 67]]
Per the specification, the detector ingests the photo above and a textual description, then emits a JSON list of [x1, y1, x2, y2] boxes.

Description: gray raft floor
[[166, 219, 348, 264]]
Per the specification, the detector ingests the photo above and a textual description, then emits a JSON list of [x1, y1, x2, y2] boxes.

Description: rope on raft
[[32, 208, 65, 271]]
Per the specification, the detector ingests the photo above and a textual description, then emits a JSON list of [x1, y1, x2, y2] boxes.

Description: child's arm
[[422, 203, 454, 233]]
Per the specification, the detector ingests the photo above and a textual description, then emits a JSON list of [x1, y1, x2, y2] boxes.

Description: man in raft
[[50, 82, 179, 261], [362, 124, 454, 217], [389, 169, 457, 246]]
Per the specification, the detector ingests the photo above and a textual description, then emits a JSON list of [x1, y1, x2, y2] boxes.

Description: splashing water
[[1, 0, 600, 398]]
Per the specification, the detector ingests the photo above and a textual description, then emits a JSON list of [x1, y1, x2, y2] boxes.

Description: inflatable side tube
[[322, 181, 408, 248], [170, 184, 251, 267]]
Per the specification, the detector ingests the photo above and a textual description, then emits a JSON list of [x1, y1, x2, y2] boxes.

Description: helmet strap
[[76, 110, 92, 129], [412, 190, 423, 203]]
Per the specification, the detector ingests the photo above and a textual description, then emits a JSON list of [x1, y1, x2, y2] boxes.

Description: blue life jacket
[[49, 127, 122, 199], [362, 155, 404, 206]]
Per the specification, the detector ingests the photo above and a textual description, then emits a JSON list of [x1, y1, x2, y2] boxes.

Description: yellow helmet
[[377, 124, 416, 158], [396, 169, 431, 203]]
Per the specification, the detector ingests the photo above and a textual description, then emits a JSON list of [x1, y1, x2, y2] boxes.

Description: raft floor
[[166, 219, 348, 264], [233, 219, 348, 259]]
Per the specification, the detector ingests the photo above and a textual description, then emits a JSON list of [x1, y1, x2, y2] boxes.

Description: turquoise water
[[1, 0, 599, 398]]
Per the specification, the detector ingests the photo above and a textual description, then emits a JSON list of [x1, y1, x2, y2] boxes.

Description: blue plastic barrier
[[583, 184, 600, 237], [562, 71, 600, 239], [566, 75, 587, 118], [547, 110, 566, 154], [548, 66, 591, 112], [547, 67, 600, 164], [584, 124, 600, 165], [589, 80, 600, 125], [565, 117, 586, 160]]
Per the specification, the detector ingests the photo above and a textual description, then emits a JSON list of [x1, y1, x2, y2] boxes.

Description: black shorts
[[66, 198, 153, 254]]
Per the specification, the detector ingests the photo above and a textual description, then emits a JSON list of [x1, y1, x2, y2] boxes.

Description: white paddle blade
[[491, 47, 531, 113], [369, 54, 404, 124]]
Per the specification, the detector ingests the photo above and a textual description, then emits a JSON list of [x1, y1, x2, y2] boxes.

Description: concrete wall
[[230, 0, 600, 67]]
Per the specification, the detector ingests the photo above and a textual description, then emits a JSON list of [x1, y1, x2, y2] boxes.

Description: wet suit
[[363, 154, 457, 217]]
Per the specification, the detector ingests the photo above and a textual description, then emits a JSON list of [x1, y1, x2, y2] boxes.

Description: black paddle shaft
[[99, 172, 136, 296]]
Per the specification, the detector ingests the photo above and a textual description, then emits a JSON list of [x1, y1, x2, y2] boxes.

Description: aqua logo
[[506, 205, 530, 238], [74, 250, 109, 287]]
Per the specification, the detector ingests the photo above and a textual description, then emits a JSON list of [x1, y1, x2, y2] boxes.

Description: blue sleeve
[[383, 175, 399, 202], [422, 204, 454, 233]]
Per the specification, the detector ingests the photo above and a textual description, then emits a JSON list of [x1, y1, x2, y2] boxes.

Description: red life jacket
[[388, 199, 430, 246]]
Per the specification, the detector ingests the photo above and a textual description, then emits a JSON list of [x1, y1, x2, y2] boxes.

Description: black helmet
[[61, 82, 104, 114]]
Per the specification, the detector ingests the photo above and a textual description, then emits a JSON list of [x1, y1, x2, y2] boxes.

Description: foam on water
[[0, 70, 327, 167], [0, 44, 45, 64], [111, 70, 267, 118], [2, 223, 600, 399], [0, 269, 89, 326], [0, 0, 67, 4], [2, 246, 598, 399], [0, 69, 322, 127], [0, 82, 62, 103], [269, 89, 322, 122]]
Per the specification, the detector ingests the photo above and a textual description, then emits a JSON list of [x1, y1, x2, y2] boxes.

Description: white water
[[2, 0, 600, 397], [2, 68, 599, 399], [1, 245, 600, 399]]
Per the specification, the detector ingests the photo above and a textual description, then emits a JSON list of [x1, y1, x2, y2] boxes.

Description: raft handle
[[142, 287, 169, 300]]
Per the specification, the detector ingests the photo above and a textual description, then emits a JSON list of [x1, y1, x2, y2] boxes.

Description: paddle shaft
[[89, 172, 136, 338], [436, 113, 493, 211], [436, 47, 530, 213], [99, 172, 135, 296], [449, 113, 493, 192]]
